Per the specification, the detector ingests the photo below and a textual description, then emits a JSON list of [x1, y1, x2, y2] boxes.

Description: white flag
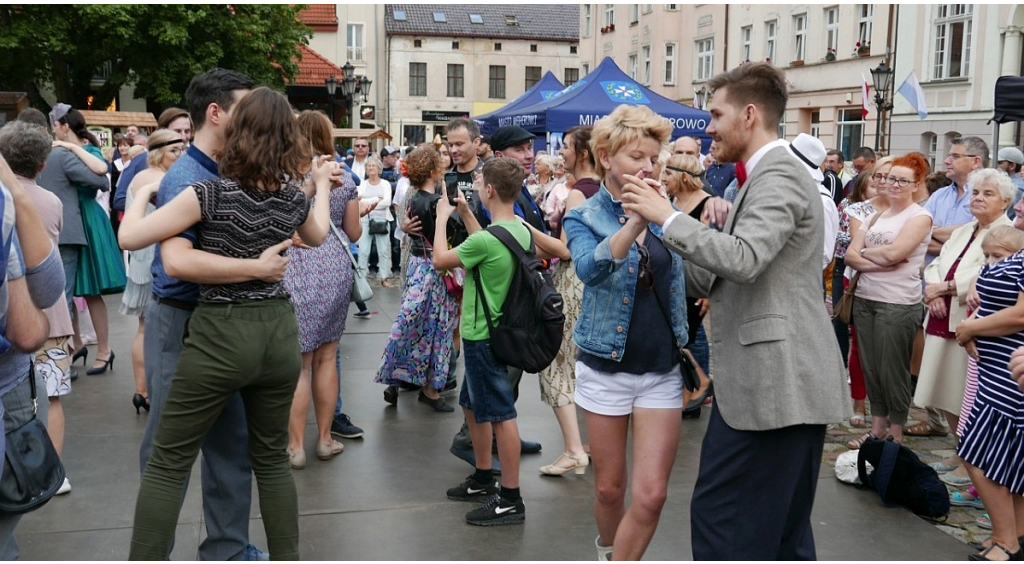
[[897, 71, 928, 120]]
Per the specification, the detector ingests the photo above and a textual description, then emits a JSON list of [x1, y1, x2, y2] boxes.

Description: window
[[933, 4, 973, 79], [627, 53, 638, 80], [858, 4, 874, 43], [469, 13, 483, 24], [642, 5, 653, 14], [489, 65, 506, 99], [923, 132, 939, 170], [505, 15, 518, 26], [583, 5, 592, 37], [837, 108, 865, 158], [640, 44, 651, 85], [582, 62, 591, 76], [447, 64, 464, 97], [825, 7, 840, 52], [346, 24, 364, 61], [565, 68, 580, 86], [530, 44, 538, 53], [495, 42, 502, 51], [695, 38, 714, 81], [810, 111, 821, 138], [409, 63, 426, 96], [666, 4, 679, 10], [741, 26, 752, 62], [778, 116, 787, 140], [394, 10, 407, 22], [525, 66, 542, 90], [452, 41, 459, 49], [663, 42, 677, 85], [765, 20, 777, 63], [604, 4, 615, 27], [403, 125, 425, 146], [793, 14, 806, 62], [629, 4, 639, 24], [570, 45, 578, 54], [413, 39, 422, 48], [433, 12, 446, 23]]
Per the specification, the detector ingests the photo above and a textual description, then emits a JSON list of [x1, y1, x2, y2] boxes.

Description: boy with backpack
[[432, 157, 537, 526]]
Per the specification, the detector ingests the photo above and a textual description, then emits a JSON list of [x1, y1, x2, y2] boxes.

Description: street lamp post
[[694, 85, 709, 111], [336, 62, 373, 128], [870, 60, 894, 154]]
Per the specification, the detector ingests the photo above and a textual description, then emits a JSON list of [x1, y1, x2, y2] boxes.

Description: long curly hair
[[219, 87, 313, 191]]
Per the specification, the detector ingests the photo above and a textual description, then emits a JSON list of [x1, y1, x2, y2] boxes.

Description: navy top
[[704, 162, 735, 199], [150, 145, 219, 302], [113, 154, 148, 212], [579, 230, 677, 375]]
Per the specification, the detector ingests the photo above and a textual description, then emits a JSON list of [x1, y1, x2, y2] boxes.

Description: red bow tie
[[735, 161, 748, 188]]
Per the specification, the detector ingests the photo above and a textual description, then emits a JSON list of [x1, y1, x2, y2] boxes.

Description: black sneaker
[[466, 493, 525, 526], [354, 310, 371, 319], [446, 475, 498, 502], [383, 385, 398, 405], [331, 413, 364, 439]]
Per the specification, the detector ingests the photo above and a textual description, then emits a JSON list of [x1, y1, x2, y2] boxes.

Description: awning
[[332, 128, 392, 141], [79, 110, 158, 129]]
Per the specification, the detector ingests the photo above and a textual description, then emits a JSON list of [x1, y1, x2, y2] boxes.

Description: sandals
[[969, 541, 1022, 561], [950, 490, 985, 510], [847, 432, 884, 450], [904, 421, 948, 437], [849, 414, 869, 428]]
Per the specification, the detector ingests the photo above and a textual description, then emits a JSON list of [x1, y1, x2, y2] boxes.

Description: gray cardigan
[[36, 148, 109, 246]]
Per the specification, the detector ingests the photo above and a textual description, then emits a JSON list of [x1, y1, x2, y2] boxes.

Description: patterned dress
[[376, 189, 461, 391], [283, 179, 358, 353], [959, 251, 1024, 494], [537, 259, 584, 407]]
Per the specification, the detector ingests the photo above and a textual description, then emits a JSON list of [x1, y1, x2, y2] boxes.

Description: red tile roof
[[292, 44, 345, 87], [298, 5, 338, 30]]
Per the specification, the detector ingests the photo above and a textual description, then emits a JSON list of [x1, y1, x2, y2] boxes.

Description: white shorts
[[574, 361, 684, 416]]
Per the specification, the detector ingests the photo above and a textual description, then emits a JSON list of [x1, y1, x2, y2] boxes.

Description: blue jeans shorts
[[459, 338, 517, 423]]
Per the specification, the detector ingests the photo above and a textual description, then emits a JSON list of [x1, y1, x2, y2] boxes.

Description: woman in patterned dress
[[284, 111, 362, 467], [536, 126, 599, 476], [953, 170, 1024, 561], [376, 145, 464, 412]]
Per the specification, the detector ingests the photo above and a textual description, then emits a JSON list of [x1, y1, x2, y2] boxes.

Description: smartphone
[[444, 172, 459, 206]]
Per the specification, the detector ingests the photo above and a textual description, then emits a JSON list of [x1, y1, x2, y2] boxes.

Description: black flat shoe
[[418, 391, 454, 412], [132, 393, 150, 414], [683, 381, 714, 412], [682, 407, 702, 419], [383, 385, 398, 406], [969, 542, 1023, 561], [86, 351, 115, 376]]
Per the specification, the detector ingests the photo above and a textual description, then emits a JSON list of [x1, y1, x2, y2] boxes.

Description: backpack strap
[[872, 439, 900, 500], [470, 225, 534, 335]]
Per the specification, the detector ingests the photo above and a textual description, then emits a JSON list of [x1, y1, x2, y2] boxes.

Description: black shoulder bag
[[0, 366, 65, 514]]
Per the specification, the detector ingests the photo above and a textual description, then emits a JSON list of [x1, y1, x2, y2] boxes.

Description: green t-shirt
[[457, 220, 532, 341]]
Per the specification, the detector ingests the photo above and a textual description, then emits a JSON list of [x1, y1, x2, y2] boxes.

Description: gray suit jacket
[[37, 148, 110, 247], [663, 145, 850, 431]]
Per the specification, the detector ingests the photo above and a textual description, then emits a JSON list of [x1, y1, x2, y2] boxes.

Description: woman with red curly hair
[[844, 153, 934, 447]]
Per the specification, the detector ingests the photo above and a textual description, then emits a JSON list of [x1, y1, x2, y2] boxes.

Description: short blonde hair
[[663, 153, 704, 195], [590, 104, 672, 177], [983, 225, 1024, 254], [146, 128, 184, 168], [364, 155, 384, 176], [535, 154, 558, 173]]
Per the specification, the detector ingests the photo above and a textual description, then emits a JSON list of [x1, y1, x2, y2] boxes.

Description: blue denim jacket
[[562, 185, 688, 361]]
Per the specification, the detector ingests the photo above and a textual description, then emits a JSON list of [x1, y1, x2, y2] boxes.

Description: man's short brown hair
[[707, 62, 788, 129], [482, 157, 524, 203]]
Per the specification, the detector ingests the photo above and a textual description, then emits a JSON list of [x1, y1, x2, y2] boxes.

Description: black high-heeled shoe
[[86, 351, 115, 376], [132, 393, 150, 414], [71, 347, 88, 366]]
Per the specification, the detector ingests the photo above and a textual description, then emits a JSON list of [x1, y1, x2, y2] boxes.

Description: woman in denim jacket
[[562, 104, 688, 561]]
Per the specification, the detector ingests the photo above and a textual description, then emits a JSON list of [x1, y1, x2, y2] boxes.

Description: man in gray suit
[[621, 62, 848, 560]]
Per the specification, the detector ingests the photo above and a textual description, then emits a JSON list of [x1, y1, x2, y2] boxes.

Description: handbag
[[0, 367, 66, 514], [419, 235, 464, 299], [369, 218, 390, 235], [333, 221, 374, 303], [649, 253, 700, 393], [834, 211, 883, 325]]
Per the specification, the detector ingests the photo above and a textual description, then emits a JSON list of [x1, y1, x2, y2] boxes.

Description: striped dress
[[959, 251, 1024, 494]]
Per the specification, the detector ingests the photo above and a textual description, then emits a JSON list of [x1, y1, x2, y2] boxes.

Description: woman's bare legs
[[85, 295, 111, 366], [310, 341, 340, 446], [132, 316, 147, 396], [287, 353, 315, 453]]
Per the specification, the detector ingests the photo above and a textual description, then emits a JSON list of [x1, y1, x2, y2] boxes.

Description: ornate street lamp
[[324, 74, 337, 98], [358, 76, 373, 103], [870, 61, 894, 153], [694, 85, 709, 111], [340, 61, 357, 99]]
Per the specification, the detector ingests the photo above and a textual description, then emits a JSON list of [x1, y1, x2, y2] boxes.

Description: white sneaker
[[56, 477, 71, 495]]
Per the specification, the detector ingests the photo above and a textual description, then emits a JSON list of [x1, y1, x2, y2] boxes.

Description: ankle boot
[[595, 536, 612, 561]]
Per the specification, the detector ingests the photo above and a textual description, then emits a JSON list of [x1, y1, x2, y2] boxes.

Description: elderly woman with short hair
[[358, 155, 394, 287], [914, 167, 1015, 439]]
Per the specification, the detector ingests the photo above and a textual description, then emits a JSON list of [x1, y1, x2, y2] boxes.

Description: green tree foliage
[[0, 5, 311, 110]]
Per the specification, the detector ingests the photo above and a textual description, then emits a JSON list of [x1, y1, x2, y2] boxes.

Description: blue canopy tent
[[490, 57, 712, 153], [475, 71, 566, 136]]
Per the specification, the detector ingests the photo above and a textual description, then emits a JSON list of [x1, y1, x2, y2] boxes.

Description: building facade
[[577, 4, 728, 108], [890, 4, 1024, 168], [384, 5, 579, 146]]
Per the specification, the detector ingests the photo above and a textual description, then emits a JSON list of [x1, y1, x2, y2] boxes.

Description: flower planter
[[790, 60, 805, 67], [858, 50, 871, 58]]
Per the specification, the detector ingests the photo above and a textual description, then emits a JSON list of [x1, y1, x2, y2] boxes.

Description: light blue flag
[[897, 71, 928, 120]]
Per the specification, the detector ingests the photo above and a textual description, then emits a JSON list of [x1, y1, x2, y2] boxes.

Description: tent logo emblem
[[601, 81, 650, 104], [541, 90, 559, 100]]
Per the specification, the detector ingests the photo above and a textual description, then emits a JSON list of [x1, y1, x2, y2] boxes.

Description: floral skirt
[[375, 256, 460, 390], [537, 259, 583, 407]]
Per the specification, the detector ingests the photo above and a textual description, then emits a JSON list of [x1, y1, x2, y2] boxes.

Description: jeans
[[135, 301, 279, 560], [358, 217, 391, 280]]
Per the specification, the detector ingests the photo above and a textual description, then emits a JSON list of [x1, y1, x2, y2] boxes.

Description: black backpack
[[857, 437, 950, 519], [471, 225, 565, 373]]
